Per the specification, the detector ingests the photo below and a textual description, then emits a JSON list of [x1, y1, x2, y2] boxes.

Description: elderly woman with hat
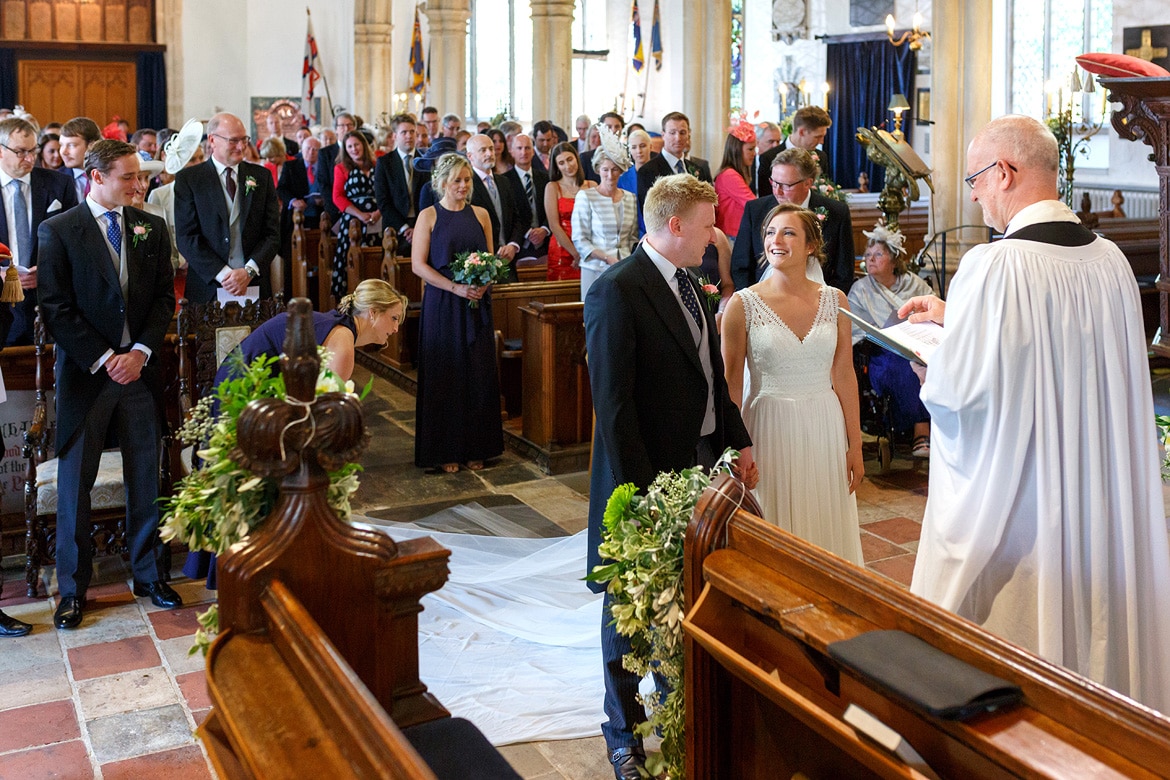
[[571, 125, 637, 299], [847, 223, 933, 458]]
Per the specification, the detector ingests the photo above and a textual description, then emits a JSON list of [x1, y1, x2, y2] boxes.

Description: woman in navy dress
[[187, 279, 406, 588], [411, 153, 504, 473]]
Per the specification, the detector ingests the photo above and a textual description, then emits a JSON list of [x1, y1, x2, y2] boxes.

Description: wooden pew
[[520, 302, 591, 449], [203, 300, 520, 780], [289, 207, 321, 307], [379, 253, 423, 370], [490, 279, 580, 418], [684, 476, 1170, 778], [316, 212, 338, 311], [344, 220, 392, 297]]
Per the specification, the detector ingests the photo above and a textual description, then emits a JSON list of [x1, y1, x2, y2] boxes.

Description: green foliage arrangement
[[160, 350, 367, 654], [588, 453, 737, 780], [1158, 415, 1170, 482]]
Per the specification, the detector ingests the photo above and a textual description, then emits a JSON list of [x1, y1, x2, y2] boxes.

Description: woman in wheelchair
[[847, 225, 933, 458]]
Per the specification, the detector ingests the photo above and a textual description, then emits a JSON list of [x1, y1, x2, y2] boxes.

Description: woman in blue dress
[[411, 153, 504, 473]]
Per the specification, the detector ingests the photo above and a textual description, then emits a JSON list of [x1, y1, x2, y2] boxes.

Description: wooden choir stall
[[684, 476, 1170, 778], [200, 300, 520, 780]]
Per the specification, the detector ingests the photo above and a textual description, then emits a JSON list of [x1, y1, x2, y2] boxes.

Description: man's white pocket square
[[47, 199, 63, 213]]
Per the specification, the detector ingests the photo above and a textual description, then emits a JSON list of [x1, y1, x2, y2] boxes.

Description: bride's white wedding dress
[[738, 285, 863, 564]]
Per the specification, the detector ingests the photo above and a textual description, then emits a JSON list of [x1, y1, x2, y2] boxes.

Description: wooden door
[[17, 59, 136, 128]]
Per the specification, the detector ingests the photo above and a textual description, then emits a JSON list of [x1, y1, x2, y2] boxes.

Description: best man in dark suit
[[734, 147, 854, 292], [466, 134, 523, 283], [315, 113, 356, 222], [373, 114, 420, 254], [756, 105, 833, 196], [174, 112, 281, 303], [636, 111, 712, 219], [584, 173, 755, 780], [37, 140, 181, 630], [0, 117, 78, 345], [502, 133, 550, 258]]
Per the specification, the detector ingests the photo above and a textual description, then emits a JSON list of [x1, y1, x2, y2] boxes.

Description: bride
[[719, 202, 864, 564]]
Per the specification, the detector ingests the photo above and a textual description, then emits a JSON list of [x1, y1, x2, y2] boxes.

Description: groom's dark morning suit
[[584, 245, 751, 751], [174, 159, 280, 303], [37, 202, 175, 599]]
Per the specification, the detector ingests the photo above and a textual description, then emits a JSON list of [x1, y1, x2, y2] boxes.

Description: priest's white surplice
[[910, 200, 1170, 713]]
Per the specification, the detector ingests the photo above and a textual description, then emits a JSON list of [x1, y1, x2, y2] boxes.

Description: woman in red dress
[[542, 142, 595, 281]]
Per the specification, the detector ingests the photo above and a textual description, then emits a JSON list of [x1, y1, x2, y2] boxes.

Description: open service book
[[841, 308, 943, 366]]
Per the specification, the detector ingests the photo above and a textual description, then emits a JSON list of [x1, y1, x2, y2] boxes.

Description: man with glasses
[[0, 116, 77, 345], [899, 114, 1170, 712], [174, 112, 279, 303], [315, 112, 357, 221], [731, 147, 853, 292]]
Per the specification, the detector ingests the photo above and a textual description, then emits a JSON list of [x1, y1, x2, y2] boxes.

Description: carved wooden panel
[[18, 60, 135, 130], [2, 0, 26, 38], [78, 0, 102, 40], [128, 0, 150, 42], [103, 0, 126, 41], [27, 0, 50, 39], [55, 0, 77, 40]]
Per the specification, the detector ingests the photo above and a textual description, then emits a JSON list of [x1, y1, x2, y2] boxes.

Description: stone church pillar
[[932, 0, 993, 260], [530, 0, 576, 125], [423, 0, 471, 118], [680, 0, 732, 163], [354, 0, 395, 124]]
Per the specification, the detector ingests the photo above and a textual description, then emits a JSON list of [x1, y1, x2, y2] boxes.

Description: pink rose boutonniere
[[130, 222, 152, 247], [244, 176, 257, 196], [699, 277, 722, 311]]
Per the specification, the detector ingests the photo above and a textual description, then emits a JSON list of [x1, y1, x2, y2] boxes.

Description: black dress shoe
[[54, 596, 84, 630], [133, 580, 183, 609], [0, 610, 32, 637], [610, 746, 647, 780]]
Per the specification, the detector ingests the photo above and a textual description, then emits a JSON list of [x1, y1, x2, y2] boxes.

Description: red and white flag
[[301, 13, 324, 123]]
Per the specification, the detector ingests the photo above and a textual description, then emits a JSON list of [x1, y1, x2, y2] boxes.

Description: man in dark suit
[[531, 120, 558, 175], [756, 106, 832, 195], [37, 140, 181, 630], [584, 174, 755, 779], [636, 111, 712, 219], [373, 113, 420, 254], [315, 113, 356, 221], [0, 117, 78, 345], [502, 133, 550, 258], [298, 136, 324, 227], [734, 147, 854, 292], [466, 134, 523, 282], [174, 112, 281, 303]]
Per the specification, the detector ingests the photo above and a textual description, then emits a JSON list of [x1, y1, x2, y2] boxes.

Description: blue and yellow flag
[[650, 0, 663, 71], [631, 0, 644, 72], [410, 6, 426, 94]]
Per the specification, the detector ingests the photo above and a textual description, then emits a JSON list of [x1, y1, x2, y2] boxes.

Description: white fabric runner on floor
[[355, 505, 606, 746]]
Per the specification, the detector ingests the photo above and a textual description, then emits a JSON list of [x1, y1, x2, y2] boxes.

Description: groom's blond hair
[[644, 174, 717, 234]]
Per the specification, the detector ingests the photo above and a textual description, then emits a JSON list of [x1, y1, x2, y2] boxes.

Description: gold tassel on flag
[[0, 243, 24, 303]]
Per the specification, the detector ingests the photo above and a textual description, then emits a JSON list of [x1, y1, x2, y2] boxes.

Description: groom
[[584, 173, 754, 779]]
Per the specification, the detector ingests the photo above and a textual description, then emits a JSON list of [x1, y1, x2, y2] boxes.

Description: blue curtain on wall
[[137, 52, 168, 130], [0, 49, 17, 110], [825, 39, 916, 192]]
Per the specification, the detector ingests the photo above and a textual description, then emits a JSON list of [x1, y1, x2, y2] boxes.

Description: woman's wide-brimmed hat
[[412, 136, 460, 174]]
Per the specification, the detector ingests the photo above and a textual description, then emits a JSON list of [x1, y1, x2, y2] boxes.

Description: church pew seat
[[289, 206, 322, 308], [520, 302, 591, 449], [684, 475, 1170, 778], [490, 279, 580, 418], [203, 301, 521, 779]]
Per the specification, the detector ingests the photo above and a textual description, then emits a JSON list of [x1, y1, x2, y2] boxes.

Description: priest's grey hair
[[978, 115, 1059, 174]]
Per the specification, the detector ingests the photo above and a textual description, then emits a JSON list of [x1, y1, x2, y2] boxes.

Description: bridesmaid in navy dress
[[411, 153, 504, 473]]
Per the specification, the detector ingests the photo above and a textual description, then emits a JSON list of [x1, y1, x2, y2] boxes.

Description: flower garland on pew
[[161, 349, 371, 654], [587, 451, 743, 780]]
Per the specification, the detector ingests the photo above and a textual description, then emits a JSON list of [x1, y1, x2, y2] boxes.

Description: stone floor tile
[[0, 626, 63, 677], [77, 667, 178, 720], [0, 739, 92, 780], [68, 635, 161, 681], [861, 515, 922, 544], [175, 670, 212, 711], [191, 708, 212, 728], [158, 635, 207, 675], [86, 703, 195, 764], [496, 742, 557, 777], [860, 532, 908, 564], [147, 605, 206, 640], [867, 553, 917, 588], [0, 699, 79, 753], [532, 735, 612, 780], [55, 603, 149, 650], [100, 744, 213, 780], [0, 662, 72, 712]]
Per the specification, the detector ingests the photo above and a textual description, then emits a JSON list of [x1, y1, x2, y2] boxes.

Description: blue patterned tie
[[674, 158, 685, 175], [105, 210, 122, 255], [10, 180, 30, 267], [675, 268, 702, 329]]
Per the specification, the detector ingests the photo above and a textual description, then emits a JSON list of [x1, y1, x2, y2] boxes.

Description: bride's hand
[[846, 442, 865, 494]]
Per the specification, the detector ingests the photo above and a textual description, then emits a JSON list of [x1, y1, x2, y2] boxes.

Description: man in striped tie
[[502, 133, 550, 259]]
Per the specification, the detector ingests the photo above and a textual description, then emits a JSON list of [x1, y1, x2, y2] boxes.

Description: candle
[[822, 81, 830, 110], [886, 14, 895, 37]]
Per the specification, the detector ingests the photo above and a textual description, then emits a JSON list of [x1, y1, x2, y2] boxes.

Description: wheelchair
[[854, 341, 900, 473]]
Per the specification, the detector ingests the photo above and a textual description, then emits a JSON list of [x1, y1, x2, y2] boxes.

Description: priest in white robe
[[900, 114, 1170, 713]]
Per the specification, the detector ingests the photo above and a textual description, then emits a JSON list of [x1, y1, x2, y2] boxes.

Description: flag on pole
[[631, 0, 644, 73], [409, 6, 426, 94], [650, 0, 663, 71], [301, 12, 323, 123]]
